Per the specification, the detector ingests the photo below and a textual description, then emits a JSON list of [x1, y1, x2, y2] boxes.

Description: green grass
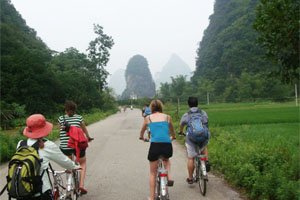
[[165, 101, 300, 200]]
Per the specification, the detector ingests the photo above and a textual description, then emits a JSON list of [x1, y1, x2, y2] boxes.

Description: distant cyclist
[[178, 97, 211, 184], [140, 99, 176, 200], [142, 103, 152, 118], [142, 103, 152, 140]]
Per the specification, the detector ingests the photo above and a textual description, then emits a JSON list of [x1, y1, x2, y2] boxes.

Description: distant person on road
[[58, 101, 92, 194], [142, 103, 152, 140], [139, 99, 176, 200], [142, 103, 152, 118], [18, 114, 79, 200], [179, 97, 211, 184]]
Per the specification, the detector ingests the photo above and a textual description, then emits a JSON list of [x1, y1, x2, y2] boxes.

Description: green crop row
[[164, 101, 299, 200]]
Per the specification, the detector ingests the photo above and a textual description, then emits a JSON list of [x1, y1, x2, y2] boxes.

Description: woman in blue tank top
[[139, 99, 176, 200]]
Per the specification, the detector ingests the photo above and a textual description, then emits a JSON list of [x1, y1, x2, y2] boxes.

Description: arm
[[139, 117, 148, 140], [168, 116, 176, 140], [179, 124, 185, 133], [179, 113, 188, 135], [81, 121, 91, 140], [46, 141, 78, 170]]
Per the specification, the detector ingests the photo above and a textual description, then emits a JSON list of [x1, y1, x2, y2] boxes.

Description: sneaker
[[186, 178, 193, 184], [167, 180, 174, 186], [206, 160, 211, 172], [79, 187, 88, 194]]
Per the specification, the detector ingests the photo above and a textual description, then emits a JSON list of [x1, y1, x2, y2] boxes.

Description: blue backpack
[[187, 110, 209, 144], [144, 107, 152, 116]]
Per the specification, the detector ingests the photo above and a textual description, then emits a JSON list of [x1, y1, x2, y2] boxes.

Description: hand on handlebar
[[178, 132, 186, 136], [139, 137, 149, 142], [88, 137, 94, 142]]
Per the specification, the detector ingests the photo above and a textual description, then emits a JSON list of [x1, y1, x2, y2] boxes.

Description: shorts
[[60, 148, 86, 158], [148, 142, 173, 162], [185, 141, 208, 158]]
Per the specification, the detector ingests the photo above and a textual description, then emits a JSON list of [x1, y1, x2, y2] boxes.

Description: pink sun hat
[[23, 114, 53, 139]]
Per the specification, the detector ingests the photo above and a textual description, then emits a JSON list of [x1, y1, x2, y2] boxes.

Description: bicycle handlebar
[[178, 132, 186, 136]]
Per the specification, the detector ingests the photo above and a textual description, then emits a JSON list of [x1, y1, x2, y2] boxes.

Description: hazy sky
[[10, 0, 214, 76]]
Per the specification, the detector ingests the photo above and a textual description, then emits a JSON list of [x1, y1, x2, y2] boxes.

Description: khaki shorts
[[185, 142, 207, 158]]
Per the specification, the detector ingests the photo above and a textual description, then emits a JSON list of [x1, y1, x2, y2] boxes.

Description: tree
[[87, 24, 114, 91], [253, 0, 300, 83]]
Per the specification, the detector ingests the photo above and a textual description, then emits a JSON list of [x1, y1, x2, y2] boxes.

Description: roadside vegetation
[[0, 109, 117, 164], [164, 101, 299, 200]]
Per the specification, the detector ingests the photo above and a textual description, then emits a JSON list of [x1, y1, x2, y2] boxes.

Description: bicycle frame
[[156, 157, 169, 200], [49, 156, 81, 200], [48, 168, 67, 200]]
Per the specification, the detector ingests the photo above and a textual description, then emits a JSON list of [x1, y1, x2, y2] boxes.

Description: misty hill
[[121, 55, 155, 99], [155, 54, 191, 88], [108, 68, 126, 95], [193, 0, 275, 82]]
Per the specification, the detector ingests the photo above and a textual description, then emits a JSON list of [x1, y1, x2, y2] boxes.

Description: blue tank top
[[148, 121, 171, 143]]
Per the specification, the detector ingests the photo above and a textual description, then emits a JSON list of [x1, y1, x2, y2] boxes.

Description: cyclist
[[142, 103, 152, 140], [142, 103, 152, 118], [19, 114, 79, 200], [58, 101, 92, 194], [178, 97, 211, 184], [139, 99, 176, 200]]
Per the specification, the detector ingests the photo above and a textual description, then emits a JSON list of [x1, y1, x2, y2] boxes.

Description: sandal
[[79, 186, 88, 194], [186, 178, 193, 184]]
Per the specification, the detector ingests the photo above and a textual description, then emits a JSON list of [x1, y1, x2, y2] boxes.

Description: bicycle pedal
[[167, 180, 174, 187]]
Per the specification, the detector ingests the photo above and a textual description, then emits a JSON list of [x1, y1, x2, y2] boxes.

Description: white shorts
[[185, 142, 207, 158]]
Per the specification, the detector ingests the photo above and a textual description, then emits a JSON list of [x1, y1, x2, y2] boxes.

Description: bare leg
[[149, 161, 158, 200], [162, 159, 171, 180], [201, 147, 208, 159], [187, 157, 194, 180], [79, 156, 87, 187]]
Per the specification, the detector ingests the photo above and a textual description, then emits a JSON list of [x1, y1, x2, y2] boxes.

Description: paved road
[[0, 109, 244, 200]]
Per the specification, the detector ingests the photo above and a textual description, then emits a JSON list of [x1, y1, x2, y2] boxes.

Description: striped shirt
[[58, 114, 83, 150]]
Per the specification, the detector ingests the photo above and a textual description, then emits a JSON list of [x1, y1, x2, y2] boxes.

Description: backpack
[[0, 140, 45, 199], [144, 107, 152, 116], [187, 110, 209, 145]]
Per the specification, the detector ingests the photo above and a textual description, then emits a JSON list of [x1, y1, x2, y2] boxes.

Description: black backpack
[[0, 140, 45, 199]]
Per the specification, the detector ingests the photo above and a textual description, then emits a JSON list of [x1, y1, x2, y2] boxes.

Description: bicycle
[[139, 138, 172, 200], [178, 132, 208, 196], [193, 148, 208, 196], [155, 156, 171, 200], [48, 160, 81, 199]]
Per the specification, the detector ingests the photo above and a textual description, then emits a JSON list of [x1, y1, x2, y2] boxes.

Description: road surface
[[0, 109, 244, 200]]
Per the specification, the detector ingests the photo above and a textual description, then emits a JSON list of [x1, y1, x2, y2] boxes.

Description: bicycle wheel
[[193, 158, 199, 183], [74, 171, 81, 199], [155, 174, 160, 200], [199, 163, 207, 196]]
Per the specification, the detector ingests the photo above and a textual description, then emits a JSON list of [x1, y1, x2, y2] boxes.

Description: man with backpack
[[1, 114, 79, 200], [178, 97, 211, 184]]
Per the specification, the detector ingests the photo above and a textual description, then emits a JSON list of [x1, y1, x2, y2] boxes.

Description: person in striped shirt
[[58, 101, 92, 195]]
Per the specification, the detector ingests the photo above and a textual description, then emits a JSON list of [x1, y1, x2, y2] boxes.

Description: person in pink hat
[[19, 114, 79, 200]]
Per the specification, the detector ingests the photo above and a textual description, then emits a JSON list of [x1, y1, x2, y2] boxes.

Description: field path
[[0, 109, 244, 200]]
